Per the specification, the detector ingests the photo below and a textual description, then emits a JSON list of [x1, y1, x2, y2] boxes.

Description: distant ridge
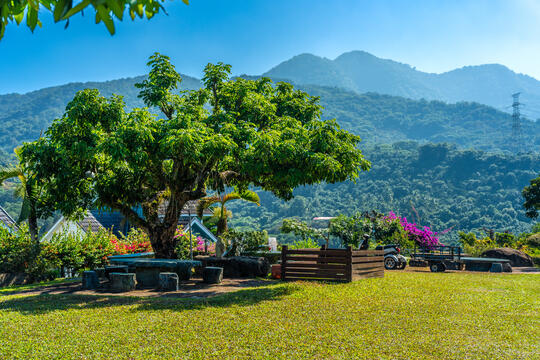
[[264, 50, 540, 120]]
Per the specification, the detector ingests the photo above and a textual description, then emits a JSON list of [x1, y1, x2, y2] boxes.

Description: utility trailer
[[407, 245, 512, 272], [408, 245, 465, 272]]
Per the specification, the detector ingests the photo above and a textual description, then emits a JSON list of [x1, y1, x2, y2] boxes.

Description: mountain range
[[0, 50, 538, 237], [264, 51, 540, 120]]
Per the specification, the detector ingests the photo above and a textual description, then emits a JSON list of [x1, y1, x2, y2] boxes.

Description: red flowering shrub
[[112, 228, 153, 255]]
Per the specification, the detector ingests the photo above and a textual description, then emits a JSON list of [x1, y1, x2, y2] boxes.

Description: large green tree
[[0, 0, 189, 39], [22, 53, 370, 258], [523, 175, 540, 219]]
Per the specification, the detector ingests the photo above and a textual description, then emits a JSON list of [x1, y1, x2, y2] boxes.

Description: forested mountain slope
[[228, 142, 539, 243], [299, 85, 540, 153], [264, 51, 540, 120]]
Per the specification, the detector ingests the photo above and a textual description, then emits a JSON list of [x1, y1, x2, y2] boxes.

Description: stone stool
[[203, 266, 223, 284], [105, 265, 128, 280], [158, 272, 179, 291], [94, 267, 106, 279], [82, 271, 99, 290], [490, 263, 503, 273], [110, 272, 137, 292]]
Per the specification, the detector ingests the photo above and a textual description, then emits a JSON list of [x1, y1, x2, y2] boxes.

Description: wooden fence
[[281, 245, 384, 282]]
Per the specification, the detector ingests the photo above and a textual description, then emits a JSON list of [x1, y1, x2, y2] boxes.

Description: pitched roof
[[78, 210, 130, 238], [0, 206, 18, 230]]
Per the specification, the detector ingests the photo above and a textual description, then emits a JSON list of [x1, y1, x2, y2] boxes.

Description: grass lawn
[[0, 272, 538, 359]]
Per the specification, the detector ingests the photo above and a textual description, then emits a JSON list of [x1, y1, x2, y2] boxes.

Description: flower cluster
[[385, 211, 440, 248], [110, 237, 153, 255], [195, 237, 204, 252]]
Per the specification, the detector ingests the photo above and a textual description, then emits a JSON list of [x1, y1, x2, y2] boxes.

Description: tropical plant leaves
[[0, 0, 190, 40]]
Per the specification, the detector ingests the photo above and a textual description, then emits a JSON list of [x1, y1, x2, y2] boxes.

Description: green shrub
[[173, 226, 201, 260], [289, 238, 320, 249], [373, 216, 412, 248], [458, 232, 497, 256], [44, 229, 115, 275], [0, 224, 36, 273], [0, 224, 148, 282], [330, 212, 412, 249], [494, 232, 516, 247], [222, 229, 269, 253]]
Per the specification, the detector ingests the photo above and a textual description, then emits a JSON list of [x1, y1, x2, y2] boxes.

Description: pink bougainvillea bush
[[385, 211, 440, 248]]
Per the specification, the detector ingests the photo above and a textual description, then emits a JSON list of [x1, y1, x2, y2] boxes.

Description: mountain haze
[[264, 51, 540, 120]]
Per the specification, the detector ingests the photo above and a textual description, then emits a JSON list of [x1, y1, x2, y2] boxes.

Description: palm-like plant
[[197, 190, 260, 236], [0, 149, 39, 244]]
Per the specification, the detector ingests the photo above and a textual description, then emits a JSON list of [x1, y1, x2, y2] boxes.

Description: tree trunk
[[28, 206, 38, 247], [216, 216, 228, 236], [149, 224, 179, 259], [216, 202, 228, 236]]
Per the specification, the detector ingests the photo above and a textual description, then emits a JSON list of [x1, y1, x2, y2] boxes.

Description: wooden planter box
[[280, 245, 384, 282], [271, 264, 281, 279]]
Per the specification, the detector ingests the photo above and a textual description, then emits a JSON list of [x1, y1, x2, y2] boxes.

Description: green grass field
[[1, 272, 538, 359]]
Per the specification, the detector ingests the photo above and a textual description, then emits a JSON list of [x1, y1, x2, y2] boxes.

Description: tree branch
[[113, 201, 150, 231]]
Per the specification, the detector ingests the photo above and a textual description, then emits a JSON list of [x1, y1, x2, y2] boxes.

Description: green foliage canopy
[[523, 175, 540, 219], [280, 218, 327, 243], [0, 0, 189, 40]]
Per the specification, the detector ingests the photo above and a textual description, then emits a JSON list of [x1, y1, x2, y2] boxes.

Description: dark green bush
[[0, 224, 36, 273], [223, 229, 269, 254]]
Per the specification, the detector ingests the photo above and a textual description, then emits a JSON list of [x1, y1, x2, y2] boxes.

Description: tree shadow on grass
[[0, 283, 299, 315]]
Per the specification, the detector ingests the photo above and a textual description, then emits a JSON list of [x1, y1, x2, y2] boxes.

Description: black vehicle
[[375, 244, 407, 270]]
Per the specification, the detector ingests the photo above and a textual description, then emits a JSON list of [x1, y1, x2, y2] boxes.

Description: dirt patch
[[1, 278, 279, 298]]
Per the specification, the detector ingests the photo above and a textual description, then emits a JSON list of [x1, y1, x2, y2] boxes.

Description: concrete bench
[[104, 265, 128, 279], [159, 272, 179, 291], [203, 267, 223, 284], [82, 271, 99, 290], [110, 272, 136, 292], [108, 258, 202, 287]]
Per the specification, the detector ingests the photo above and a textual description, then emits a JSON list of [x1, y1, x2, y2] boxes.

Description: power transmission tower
[[511, 92, 525, 154]]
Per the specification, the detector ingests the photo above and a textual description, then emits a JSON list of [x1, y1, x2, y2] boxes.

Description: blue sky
[[1, 0, 539, 94]]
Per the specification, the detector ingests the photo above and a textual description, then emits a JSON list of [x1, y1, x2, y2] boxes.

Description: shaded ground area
[[0, 277, 277, 298]]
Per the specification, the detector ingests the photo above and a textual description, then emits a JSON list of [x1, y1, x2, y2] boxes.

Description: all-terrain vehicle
[[375, 244, 407, 270]]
